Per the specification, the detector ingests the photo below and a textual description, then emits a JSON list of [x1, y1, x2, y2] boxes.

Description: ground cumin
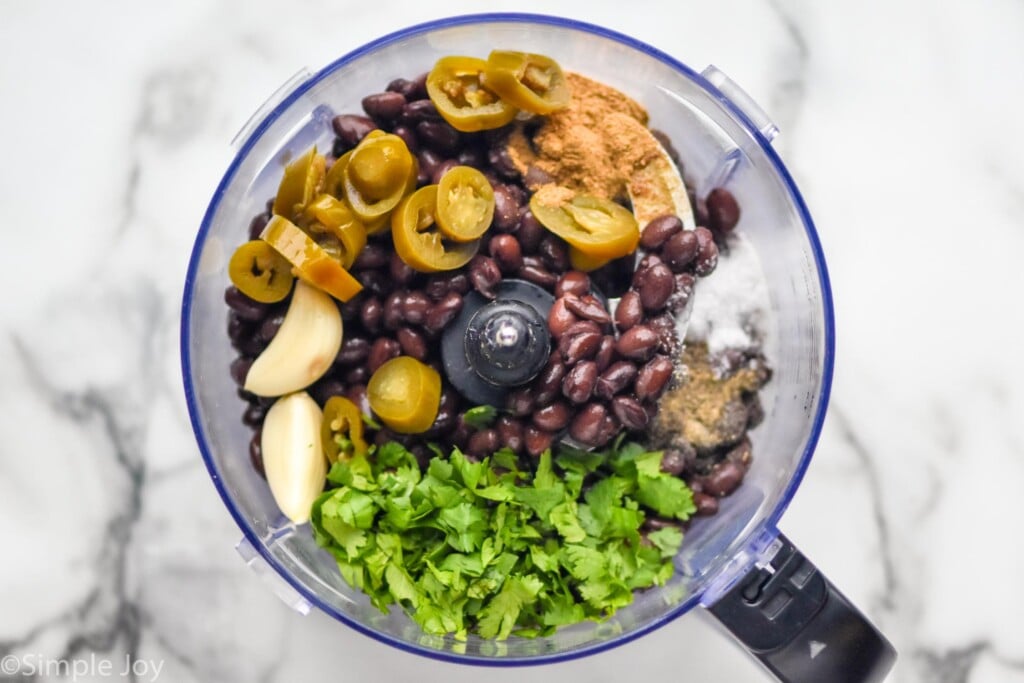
[[654, 343, 767, 454], [506, 72, 667, 201]]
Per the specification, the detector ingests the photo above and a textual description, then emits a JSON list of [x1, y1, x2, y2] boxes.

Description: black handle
[[708, 533, 896, 683]]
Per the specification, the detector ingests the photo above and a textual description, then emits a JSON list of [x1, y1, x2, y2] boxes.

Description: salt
[[680, 234, 770, 355]]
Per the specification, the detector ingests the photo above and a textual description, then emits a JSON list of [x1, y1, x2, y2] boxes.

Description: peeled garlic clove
[[261, 391, 326, 524], [617, 115, 695, 230], [244, 279, 343, 397]]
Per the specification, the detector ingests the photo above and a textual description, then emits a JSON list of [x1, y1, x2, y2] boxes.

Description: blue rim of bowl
[[181, 11, 835, 667]]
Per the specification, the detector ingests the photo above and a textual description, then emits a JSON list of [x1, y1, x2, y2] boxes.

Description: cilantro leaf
[[462, 405, 498, 429]]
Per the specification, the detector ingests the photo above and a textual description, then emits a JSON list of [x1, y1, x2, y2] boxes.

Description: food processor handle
[[707, 532, 896, 683]]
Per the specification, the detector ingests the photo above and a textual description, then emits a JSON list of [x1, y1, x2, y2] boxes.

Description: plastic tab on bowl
[[700, 65, 779, 143], [236, 537, 313, 615], [231, 68, 314, 150]]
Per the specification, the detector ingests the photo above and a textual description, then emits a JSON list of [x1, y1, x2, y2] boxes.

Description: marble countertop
[[2, 1, 1022, 681]]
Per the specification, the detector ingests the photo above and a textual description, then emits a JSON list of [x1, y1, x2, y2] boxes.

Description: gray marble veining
[[2, 1, 1022, 682]]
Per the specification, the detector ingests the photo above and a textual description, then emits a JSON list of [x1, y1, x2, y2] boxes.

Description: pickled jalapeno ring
[[435, 166, 495, 242], [392, 185, 480, 273], [367, 356, 441, 434], [482, 50, 570, 115], [426, 56, 518, 133], [305, 194, 367, 268], [273, 147, 326, 220], [530, 192, 639, 260], [343, 133, 416, 223], [261, 215, 363, 302], [321, 396, 368, 463], [228, 240, 295, 303]]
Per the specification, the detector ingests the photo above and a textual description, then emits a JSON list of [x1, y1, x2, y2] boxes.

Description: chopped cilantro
[[462, 405, 498, 429], [310, 439, 694, 640]]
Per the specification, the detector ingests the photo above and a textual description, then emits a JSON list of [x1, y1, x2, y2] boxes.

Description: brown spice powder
[[654, 343, 767, 453], [506, 72, 666, 201]]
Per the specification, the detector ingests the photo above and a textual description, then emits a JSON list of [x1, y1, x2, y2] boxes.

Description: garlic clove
[[244, 279, 343, 397], [260, 391, 326, 524]]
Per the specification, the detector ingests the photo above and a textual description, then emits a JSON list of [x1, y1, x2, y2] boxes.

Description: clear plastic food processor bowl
[[182, 15, 889, 681]]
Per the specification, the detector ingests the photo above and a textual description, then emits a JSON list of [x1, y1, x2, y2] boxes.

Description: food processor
[[181, 13, 897, 682]]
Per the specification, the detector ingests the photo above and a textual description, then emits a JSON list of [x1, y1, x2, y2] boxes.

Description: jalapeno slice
[[529, 191, 639, 260], [568, 246, 611, 273], [228, 240, 295, 303], [261, 215, 363, 302], [482, 50, 570, 115], [435, 166, 495, 242], [392, 185, 480, 272], [426, 56, 518, 133], [343, 133, 415, 223], [321, 396, 369, 463], [367, 356, 441, 434], [304, 194, 367, 268], [273, 147, 326, 220]]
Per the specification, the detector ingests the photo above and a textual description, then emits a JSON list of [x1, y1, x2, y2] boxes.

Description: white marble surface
[[2, 1, 1023, 681]]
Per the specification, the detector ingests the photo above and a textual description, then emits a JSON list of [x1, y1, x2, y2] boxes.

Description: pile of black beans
[[225, 69, 751, 519]]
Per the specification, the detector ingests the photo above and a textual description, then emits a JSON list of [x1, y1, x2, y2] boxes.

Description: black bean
[[362, 91, 406, 122], [390, 251, 417, 285], [595, 414, 620, 447], [391, 124, 419, 155], [339, 294, 363, 322], [518, 264, 558, 288], [662, 229, 700, 272], [506, 388, 535, 417], [249, 431, 265, 478], [660, 447, 690, 476], [397, 327, 428, 360], [746, 394, 765, 429], [489, 234, 523, 273], [310, 378, 346, 406], [368, 337, 401, 373], [230, 357, 252, 386], [615, 290, 643, 331], [345, 366, 369, 384], [468, 428, 500, 458], [561, 330, 602, 366], [488, 144, 520, 179], [694, 492, 720, 516], [357, 269, 390, 298], [400, 291, 431, 325], [431, 159, 459, 185], [417, 148, 444, 180], [555, 271, 590, 297], [643, 516, 682, 532], [360, 296, 383, 334], [534, 356, 567, 406], [562, 360, 598, 404], [446, 272, 470, 295], [242, 402, 267, 427], [491, 185, 521, 232], [538, 235, 569, 272], [635, 355, 674, 400], [331, 114, 377, 147], [425, 275, 450, 300], [703, 461, 745, 497], [694, 226, 719, 276], [524, 426, 554, 457], [353, 243, 389, 270], [458, 146, 487, 169], [227, 313, 250, 344], [401, 99, 440, 123], [423, 292, 464, 334], [647, 313, 678, 353], [469, 255, 501, 299], [386, 77, 414, 97], [670, 273, 696, 313], [637, 263, 675, 311], [258, 312, 285, 342], [547, 297, 578, 339], [595, 361, 638, 400], [524, 165, 553, 187], [383, 291, 404, 330], [495, 416, 525, 453], [532, 401, 570, 431], [615, 325, 659, 361], [640, 215, 683, 250], [516, 209, 544, 252], [417, 120, 460, 154], [611, 395, 648, 430], [224, 287, 267, 321], [569, 403, 606, 445], [594, 335, 615, 372], [563, 293, 611, 325], [725, 437, 754, 469], [336, 336, 371, 365], [707, 188, 741, 234], [248, 212, 270, 241]]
